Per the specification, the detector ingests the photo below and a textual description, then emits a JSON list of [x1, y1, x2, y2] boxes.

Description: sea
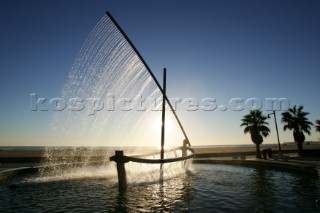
[[1, 141, 320, 151]]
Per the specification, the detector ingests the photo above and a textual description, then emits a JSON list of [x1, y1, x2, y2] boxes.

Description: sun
[[152, 114, 173, 134], [151, 113, 176, 150]]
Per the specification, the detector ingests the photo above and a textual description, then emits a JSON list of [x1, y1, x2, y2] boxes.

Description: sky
[[0, 0, 319, 147]]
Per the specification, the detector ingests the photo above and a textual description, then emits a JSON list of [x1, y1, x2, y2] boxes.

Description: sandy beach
[[193, 144, 320, 154]]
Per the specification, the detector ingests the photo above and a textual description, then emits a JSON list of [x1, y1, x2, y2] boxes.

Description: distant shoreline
[[0, 143, 319, 157], [1, 141, 320, 151]]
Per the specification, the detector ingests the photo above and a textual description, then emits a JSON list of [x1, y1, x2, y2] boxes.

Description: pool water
[[1, 164, 319, 212]]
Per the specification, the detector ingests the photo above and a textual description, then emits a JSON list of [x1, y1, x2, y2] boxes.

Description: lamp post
[[267, 111, 282, 154]]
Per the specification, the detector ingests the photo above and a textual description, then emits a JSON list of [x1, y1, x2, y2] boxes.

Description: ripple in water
[[1, 165, 319, 212]]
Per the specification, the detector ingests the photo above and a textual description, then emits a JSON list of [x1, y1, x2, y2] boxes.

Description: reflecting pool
[[1, 164, 319, 212]]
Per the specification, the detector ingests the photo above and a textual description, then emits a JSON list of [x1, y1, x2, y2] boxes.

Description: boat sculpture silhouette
[[106, 12, 195, 189]]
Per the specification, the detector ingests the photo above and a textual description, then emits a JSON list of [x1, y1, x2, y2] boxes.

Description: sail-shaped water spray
[[43, 12, 195, 184], [50, 12, 190, 149]]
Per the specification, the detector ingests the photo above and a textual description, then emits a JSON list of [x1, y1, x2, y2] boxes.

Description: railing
[[109, 147, 196, 189], [110, 147, 195, 164]]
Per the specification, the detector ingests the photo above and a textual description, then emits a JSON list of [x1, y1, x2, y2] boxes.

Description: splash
[[33, 149, 193, 184]]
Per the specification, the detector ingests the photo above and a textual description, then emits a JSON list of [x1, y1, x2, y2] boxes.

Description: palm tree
[[240, 110, 270, 158], [281, 105, 313, 156], [315, 120, 320, 133]]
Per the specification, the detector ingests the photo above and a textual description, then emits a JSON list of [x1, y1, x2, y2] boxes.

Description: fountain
[[41, 11, 195, 188]]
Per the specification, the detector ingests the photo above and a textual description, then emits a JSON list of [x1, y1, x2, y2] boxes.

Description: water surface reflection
[[1, 164, 319, 212]]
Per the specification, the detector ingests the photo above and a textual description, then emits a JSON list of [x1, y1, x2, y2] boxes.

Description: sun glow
[[153, 114, 174, 134], [152, 113, 183, 150]]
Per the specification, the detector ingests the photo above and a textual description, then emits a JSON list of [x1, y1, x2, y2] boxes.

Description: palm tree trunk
[[256, 144, 261, 159], [297, 142, 304, 156], [294, 131, 305, 157]]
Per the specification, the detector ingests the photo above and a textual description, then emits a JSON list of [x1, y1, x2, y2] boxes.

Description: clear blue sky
[[1, 0, 319, 146]]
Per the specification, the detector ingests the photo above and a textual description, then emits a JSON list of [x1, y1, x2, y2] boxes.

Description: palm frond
[[281, 105, 313, 141], [240, 110, 270, 144]]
